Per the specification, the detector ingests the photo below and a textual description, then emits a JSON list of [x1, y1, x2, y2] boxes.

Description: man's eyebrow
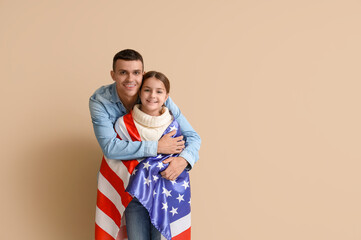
[[117, 69, 142, 72]]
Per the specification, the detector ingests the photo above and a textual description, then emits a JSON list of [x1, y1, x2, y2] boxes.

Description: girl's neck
[[139, 105, 163, 116]]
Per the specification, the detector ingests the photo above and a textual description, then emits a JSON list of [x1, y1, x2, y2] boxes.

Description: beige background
[[1, 0, 361, 239]]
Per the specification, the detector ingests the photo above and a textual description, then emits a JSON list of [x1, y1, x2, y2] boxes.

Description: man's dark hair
[[112, 49, 144, 71]]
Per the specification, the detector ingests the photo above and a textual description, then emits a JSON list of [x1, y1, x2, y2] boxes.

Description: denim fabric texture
[[124, 198, 161, 240]]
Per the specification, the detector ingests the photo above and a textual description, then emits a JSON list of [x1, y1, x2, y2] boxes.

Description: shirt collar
[[110, 83, 121, 103]]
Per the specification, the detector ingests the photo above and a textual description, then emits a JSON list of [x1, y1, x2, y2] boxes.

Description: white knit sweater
[[132, 104, 173, 141]]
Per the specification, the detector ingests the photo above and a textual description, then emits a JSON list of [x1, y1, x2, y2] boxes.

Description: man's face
[[111, 59, 144, 99]]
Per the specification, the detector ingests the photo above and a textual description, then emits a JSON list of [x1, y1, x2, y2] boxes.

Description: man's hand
[[157, 130, 185, 154], [160, 157, 188, 181]]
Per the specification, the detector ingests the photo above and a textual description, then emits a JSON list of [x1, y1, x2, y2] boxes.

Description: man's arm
[[89, 97, 158, 160], [89, 93, 199, 163], [165, 97, 201, 169]]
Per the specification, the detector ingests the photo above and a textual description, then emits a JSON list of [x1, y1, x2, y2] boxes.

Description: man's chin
[[122, 89, 139, 97]]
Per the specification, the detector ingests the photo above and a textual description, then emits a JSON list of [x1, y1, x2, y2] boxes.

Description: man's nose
[[127, 73, 138, 81]]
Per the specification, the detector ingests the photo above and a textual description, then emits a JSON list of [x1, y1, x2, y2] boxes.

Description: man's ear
[[110, 70, 115, 81]]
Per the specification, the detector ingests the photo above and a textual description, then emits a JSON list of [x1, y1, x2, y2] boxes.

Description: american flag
[[95, 112, 191, 240]]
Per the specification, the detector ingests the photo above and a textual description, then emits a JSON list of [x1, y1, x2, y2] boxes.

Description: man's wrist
[[179, 151, 194, 170], [178, 156, 191, 171], [146, 141, 158, 157]]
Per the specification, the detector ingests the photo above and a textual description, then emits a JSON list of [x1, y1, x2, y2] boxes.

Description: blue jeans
[[124, 198, 161, 240]]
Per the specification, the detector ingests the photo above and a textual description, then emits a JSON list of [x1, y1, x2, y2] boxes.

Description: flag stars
[[169, 125, 178, 132], [176, 194, 185, 203], [170, 207, 178, 216], [162, 187, 172, 197], [162, 202, 168, 211], [156, 154, 163, 159], [144, 176, 151, 186], [143, 161, 151, 170], [156, 161, 164, 170], [153, 175, 159, 182], [170, 179, 177, 185], [182, 180, 190, 190], [132, 169, 138, 175]]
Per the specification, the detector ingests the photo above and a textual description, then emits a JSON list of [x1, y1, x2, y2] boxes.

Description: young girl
[[99, 71, 191, 240]]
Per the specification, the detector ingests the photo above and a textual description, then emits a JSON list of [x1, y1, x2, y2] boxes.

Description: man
[[89, 49, 200, 181]]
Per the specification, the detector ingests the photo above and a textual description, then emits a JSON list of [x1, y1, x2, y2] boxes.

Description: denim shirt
[[89, 83, 201, 168]]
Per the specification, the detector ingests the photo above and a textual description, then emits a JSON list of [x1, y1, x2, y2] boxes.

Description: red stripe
[[97, 189, 121, 227], [114, 123, 122, 140], [120, 112, 141, 174], [121, 159, 139, 175], [95, 223, 115, 240], [172, 227, 191, 240], [123, 112, 142, 141], [99, 157, 133, 208]]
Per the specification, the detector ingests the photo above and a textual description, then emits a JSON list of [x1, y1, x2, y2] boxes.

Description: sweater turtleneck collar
[[132, 104, 173, 128]]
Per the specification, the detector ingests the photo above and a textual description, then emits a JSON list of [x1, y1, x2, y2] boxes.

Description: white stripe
[[97, 172, 125, 214], [105, 158, 132, 189], [115, 117, 132, 141], [114, 117, 144, 162], [170, 213, 191, 237], [95, 206, 119, 239], [113, 117, 142, 165]]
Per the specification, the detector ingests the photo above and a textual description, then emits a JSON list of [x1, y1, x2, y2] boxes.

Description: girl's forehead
[[143, 77, 166, 88]]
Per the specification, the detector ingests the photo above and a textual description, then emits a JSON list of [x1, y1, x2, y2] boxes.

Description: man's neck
[[117, 89, 138, 112]]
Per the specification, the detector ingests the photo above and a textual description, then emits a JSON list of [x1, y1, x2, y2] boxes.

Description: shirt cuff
[[144, 141, 158, 157], [179, 150, 194, 171]]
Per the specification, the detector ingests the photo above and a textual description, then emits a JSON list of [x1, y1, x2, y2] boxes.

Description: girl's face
[[139, 77, 169, 116]]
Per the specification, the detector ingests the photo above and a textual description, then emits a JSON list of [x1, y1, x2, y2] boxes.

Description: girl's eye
[[157, 91, 163, 94]]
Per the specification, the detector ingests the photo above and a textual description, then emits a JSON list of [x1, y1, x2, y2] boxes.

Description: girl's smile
[[139, 77, 169, 116]]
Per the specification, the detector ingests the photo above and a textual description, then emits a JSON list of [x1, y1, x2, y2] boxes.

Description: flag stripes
[[95, 223, 116, 240], [99, 157, 132, 208], [170, 213, 191, 237], [96, 206, 120, 239], [96, 189, 121, 227]]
